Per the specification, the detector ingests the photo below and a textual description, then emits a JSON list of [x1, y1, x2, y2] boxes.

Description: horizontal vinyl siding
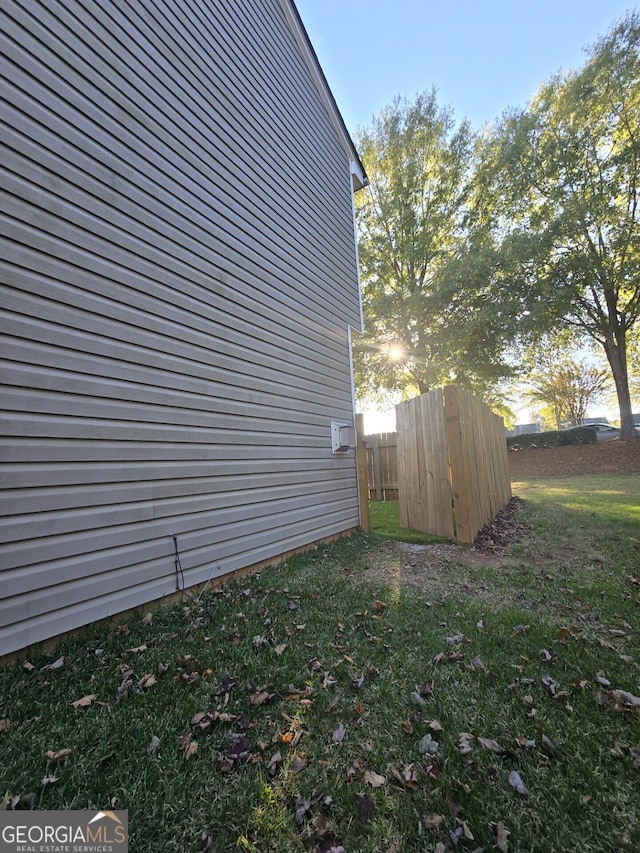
[[0, 0, 363, 655]]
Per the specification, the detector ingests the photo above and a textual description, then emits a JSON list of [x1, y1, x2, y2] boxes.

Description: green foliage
[[507, 426, 597, 450], [353, 90, 516, 407], [478, 12, 640, 438], [525, 355, 610, 429]]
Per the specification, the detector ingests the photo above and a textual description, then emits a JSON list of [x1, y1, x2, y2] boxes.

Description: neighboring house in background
[[505, 423, 541, 437], [581, 417, 610, 426], [0, 0, 367, 657]]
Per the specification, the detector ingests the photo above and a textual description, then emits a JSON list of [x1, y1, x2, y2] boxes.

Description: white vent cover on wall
[[331, 421, 356, 453]]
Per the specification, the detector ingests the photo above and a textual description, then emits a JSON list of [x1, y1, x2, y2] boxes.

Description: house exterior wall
[[0, 0, 364, 656]]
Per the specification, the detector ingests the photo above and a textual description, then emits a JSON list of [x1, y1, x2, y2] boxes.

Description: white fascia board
[[278, 0, 368, 191]]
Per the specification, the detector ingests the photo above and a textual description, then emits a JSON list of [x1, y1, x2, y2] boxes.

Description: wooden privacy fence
[[367, 387, 511, 544], [363, 432, 399, 500]]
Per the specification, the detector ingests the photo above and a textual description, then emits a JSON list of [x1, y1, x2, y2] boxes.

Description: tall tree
[[479, 13, 640, 439], [353, 90, 516, 406], [526, 359, 610, 428]]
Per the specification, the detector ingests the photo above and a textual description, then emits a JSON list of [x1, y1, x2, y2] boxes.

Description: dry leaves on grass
[[494, 820, 511, 851], [71, 694, 97, 708], [363, 769, 386, 788], [45, 748, 72, 763], [508, 769, 528, 796]]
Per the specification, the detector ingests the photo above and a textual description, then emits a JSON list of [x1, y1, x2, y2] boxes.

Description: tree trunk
[[603, 337, 637, 440]]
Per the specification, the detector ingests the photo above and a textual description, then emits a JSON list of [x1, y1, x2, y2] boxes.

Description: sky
[[295, 1, 635, 134], [294, 1, 636, 431]]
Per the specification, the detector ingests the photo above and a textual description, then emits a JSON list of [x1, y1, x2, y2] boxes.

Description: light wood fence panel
[[366, 387, 511, 544], [397, 390, 456, 538], [364, 432, 399, 500]]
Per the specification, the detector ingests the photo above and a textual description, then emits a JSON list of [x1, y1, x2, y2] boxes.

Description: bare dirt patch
[[358, 494, 615, 627]]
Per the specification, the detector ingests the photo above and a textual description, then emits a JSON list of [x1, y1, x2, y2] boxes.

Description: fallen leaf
[[478, 737, 502, 752], [294, 795, 310, 825], [610, 741, 640, 768], [196, 833, 212, 851], [177, 732, 191, 751], [332, 723, 346, 743], [267, 750, 282, 771], [427, 719, 443, 732], [147, 735, 160, 755], [508, 769, 528, 796], [71, 694, 97, 709], [290, 753, 308, 773], [459, 819, 474, 840], [458, 732, 474, 755], [45, 749, 72, 763], [390, 764, 418, 790], [5, 793, 37, 810], [400, 719, 413, 735], [541, 734, 558, 756], [125, 644, 148, 654], [611, 689, 640, 707], [512, 624, 529, 635], [44, 656, 67, 671], [354, 792, 376, 821], [0, 719, 10, 732], [226, 736, 251, 759], [22, 661, 35, 672], [363, 770, 386, 788], [542, 674, 560, 695], [418, 734, 441, 756], [137, 674, 156, 690], [425, 813, 445, 831], [274, 643, 287, 656], [250, 689, 272, 706], [411, 691, 426, 707], [312, 813, 331, 836], [142, 612, 153, 625], [40, 776, 59, 788], [495, 820, 511, 852]]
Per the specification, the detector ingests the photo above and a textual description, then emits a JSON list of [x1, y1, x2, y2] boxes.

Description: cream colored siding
[[0, 0, 364, 655]]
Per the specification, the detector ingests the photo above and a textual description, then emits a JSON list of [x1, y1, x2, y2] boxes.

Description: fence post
[[355, 414, 370, 532]]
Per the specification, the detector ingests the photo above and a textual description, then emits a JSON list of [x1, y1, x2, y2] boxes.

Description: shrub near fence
[[506, 426, 597, 450]]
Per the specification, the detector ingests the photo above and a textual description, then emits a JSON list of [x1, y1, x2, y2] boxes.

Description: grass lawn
[[368, 499, 449, 544], [1, 474, 639, 852]]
